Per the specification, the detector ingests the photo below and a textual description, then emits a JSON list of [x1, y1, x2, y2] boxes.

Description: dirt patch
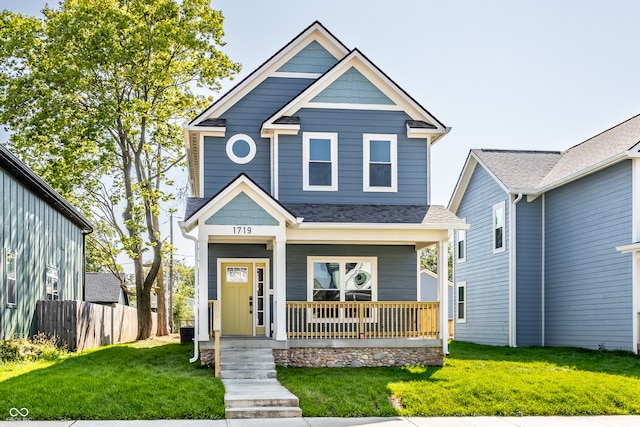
[[152, 333, 180, 343], [389, 395, 404, 411]]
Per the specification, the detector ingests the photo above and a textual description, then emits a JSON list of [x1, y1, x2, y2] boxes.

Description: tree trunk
[[156, 262, 168, 336], [135, 256, 154, 339]]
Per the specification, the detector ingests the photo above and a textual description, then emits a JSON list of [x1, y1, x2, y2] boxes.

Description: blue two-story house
[[181, 22, 465, 367], [450, 114, 640, 354]]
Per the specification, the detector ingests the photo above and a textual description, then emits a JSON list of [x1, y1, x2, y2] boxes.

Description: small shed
[[85, 272, 129, 306]]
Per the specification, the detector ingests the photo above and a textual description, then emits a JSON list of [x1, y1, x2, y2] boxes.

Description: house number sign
[[233, 226, 252, 235]]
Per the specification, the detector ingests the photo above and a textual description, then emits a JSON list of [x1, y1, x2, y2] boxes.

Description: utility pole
[[169, 211, 174, 333]]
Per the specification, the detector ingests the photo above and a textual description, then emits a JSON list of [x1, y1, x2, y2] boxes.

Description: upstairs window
[[303, 132, 338, 191], [46, 265, 59, 301], [457, 228, 466, 262], [363, 134, 397, 192], [5, 249, 16, 308], [493, 201, 505, 253]]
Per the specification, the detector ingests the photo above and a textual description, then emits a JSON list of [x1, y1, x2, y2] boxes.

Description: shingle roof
[[185, 197, 463, 226], [537, 113, 640, 188], [472, 149, 562, 190], [85, 273, 124, 304], [471, 113, 640, 193]]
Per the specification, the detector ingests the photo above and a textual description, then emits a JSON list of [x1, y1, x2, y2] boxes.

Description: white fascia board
[[261, 125, 300, 138], [406, 124, 446, 139], [191, 24, 349, 126], [186, 125, 226, 136], [448, 154, 477, 213], [286, 226, 450, 245], [536, 152, 629, 194], [616, 242, 640, 253], [294, 222, 468, 230]]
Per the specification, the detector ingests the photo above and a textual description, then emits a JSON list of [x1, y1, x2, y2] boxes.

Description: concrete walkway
[[2, 416, 639, 427]]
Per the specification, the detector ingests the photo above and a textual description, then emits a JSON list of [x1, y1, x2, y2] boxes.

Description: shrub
[[0, 333, 67, 363]]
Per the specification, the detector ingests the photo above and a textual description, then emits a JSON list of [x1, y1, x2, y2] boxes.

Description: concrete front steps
[[219, 342, 301, 419]]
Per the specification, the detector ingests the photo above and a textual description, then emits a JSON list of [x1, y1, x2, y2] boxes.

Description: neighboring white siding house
[[449, 114, 640, 354]]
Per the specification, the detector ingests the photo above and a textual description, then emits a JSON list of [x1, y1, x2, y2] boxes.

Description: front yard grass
[[3, 339, 639, 419], [277, 340, 640, 417], [0, 340, 225, 420]]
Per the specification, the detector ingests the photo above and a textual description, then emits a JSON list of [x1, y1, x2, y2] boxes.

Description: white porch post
[[198, 236, 209, 341], [438, 238, 449, 355], [274, 236, 287, 341]]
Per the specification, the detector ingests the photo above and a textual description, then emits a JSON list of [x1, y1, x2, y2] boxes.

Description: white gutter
[[179, 221, 200, 363], [509, 193, 523, 347]]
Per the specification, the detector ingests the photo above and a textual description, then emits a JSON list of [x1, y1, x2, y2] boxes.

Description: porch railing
[[286, 301, 439, 340]]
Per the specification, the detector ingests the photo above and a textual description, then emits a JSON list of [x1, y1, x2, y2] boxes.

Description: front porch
[[203, 300, 443, 371], [208, 300, 440, 340]]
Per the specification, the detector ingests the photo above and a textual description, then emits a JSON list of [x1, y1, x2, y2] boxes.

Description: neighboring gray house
[[449, 114, 640, 354], [1, 143, 92, 340], [85, 273, 129, 306]]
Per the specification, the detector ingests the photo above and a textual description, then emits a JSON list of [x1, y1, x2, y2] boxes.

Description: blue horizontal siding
[[544, 160, 633, 351], [278, 109, 428, 204], [515, 197, 543, 346], [202, 77, 315, 197], [454, 164, 510, 346]]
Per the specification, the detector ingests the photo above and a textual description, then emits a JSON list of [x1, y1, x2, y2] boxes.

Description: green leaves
[[0, 0, 239, 337]]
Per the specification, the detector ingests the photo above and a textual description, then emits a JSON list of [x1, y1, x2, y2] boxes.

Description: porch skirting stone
[[200, 349, 215, 367], [273, 345, 443, 367]]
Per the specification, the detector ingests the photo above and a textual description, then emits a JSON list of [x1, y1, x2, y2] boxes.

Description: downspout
[[179, 222, 200, 363], [541, 193, 545, 346], [509, 193, 523, 347]]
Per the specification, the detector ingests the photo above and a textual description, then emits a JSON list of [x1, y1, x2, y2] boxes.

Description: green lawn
[[3, 339, 639, 419], [277, 341, 640, 417], [0, 340, 225, 420]]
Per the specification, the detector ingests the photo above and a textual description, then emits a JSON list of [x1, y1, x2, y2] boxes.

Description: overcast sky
[[4, 0, 640, 266]]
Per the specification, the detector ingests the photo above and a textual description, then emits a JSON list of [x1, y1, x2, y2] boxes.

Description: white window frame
[[307, 256, 378, 322], [46, 265, 60, 301], [456, 281, 466, 323], [303, 132, 338, 191], [457, 224, 466, 263], [307, 256, 378, 302], [493, 201, 506, 254], [5, 249, 17, 308], [363, 134, 398, 192], [226, 133, 256, 164]]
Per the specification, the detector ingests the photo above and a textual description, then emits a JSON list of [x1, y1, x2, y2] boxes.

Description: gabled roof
[[0, 143, 92, 232], [537, 113, 640, 189], [449, 113, 640, 213], [85, 272, 127, 304], [472, 149, 562, 191], [261, 48, 449, 142], [183, 173, 299, 232], [188, 21, 349, 127]]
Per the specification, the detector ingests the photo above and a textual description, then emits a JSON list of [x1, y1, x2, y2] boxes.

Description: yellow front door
[[221, 263, 253, 335]]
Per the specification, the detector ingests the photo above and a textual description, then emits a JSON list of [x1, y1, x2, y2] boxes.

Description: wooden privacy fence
[[286, 301, 439, 340], [37, 300, 157, 351]]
